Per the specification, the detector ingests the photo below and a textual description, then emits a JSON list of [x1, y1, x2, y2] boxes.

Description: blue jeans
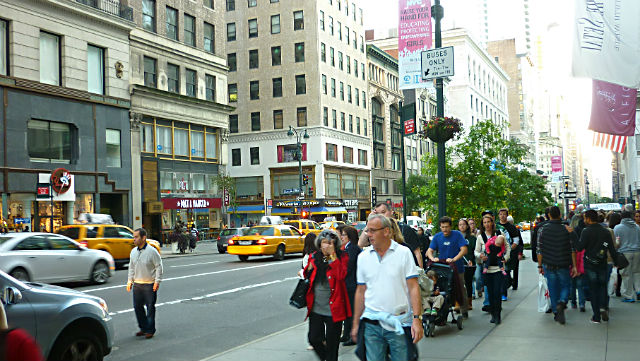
[[364, 322, 408, 361], [584, 265, 608, 321], [570, 275, 586, 307], [133, 283, 157, 334], [543, 266, 571, 313]]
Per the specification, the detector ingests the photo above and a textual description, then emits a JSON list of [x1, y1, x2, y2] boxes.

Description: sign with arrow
[[559, 191, 578, 199], [421, 46, 454, 80]]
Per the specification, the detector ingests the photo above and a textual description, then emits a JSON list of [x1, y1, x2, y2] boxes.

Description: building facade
[[127, 0, 232, 240], [0, 0, 134, 231], [224, 0, 370, 224]]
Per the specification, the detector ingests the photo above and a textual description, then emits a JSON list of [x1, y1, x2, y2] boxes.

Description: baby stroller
[[421, 262, 464, 337]]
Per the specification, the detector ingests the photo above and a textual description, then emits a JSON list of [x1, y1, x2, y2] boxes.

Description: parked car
[[57, 224, 161, 269], [283, 220, 322, 236], [0, 233, 115, 284], [217, 227, 249, 253], [1, 270, 114, 361], [227, 225, 304, 262]]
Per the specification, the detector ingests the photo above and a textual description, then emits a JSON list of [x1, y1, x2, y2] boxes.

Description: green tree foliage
[[412, 120, 552, 222]]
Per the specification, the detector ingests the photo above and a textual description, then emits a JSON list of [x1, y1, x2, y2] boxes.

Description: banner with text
[[398, 0, 432, 90]]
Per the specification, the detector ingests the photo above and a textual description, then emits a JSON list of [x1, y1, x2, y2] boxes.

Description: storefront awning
[[309, 206, 348, 215], [229, 205, 265, 214], [270, 207, 293, 216]]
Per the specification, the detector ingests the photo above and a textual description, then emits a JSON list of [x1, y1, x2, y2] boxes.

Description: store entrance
[[36, 201, 66, 233], [100, 193, 125, 225]]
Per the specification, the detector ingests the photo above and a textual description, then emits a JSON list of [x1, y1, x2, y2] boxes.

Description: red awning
[[161, 198, 222, 210]]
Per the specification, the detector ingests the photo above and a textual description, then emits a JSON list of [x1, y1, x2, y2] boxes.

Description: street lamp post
[[432, 0, 446, 219], [287, 126, 309, 217], [585, 171, 590, 208]]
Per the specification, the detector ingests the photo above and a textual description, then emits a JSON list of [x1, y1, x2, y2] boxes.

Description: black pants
[[511, 255, 520, 290], [584, 265, 608, 321], [464, 267, 475, 299], [484, 272, 504, 319], [342, 288, 355, 340], [308, 312, 343, 361]]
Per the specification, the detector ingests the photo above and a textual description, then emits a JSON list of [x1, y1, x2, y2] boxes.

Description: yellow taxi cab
[[319, 221, 346, 230], [283, 219, 322, 236], [227, 225, 304, 262], [57, 224, 161, 268]]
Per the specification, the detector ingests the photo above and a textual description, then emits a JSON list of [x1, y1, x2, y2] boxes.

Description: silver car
[[1, 271, 113, 361], [0, 232, 115, 284], [217, 227, 249, 253]]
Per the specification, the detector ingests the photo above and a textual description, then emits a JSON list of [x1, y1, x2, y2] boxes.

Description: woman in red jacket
[[305, 229, 351, 361]]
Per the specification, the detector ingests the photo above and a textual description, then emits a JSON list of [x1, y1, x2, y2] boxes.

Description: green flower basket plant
[[422, 116, 463, 143]]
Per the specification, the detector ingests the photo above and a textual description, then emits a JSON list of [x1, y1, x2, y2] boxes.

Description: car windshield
[[220, 229, 237, 236], [0, 236, 13, 245], [246, 227, 275, 236]]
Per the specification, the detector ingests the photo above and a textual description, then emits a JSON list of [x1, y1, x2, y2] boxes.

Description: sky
[[360, 0, 613, 197]]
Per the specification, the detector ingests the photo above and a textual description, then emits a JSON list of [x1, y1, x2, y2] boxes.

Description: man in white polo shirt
[[351, 214, 423, 360]]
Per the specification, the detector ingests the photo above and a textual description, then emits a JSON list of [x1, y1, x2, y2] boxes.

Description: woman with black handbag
[[304, 229, 350, 361]]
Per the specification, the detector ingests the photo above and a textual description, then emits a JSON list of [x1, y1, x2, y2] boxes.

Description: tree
[[412, 120, 552, 222], [211, 171, 237, 225], [395, 174, 430, 215]]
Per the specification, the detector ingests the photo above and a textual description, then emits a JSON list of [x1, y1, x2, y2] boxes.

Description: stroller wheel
[[428, 322, 436, 337], [457, 315, 464, 330]]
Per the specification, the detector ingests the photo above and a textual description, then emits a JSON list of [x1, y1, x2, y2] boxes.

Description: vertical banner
[[588, 79, 637, 136], [398, 0, 432, 90], [551, 156, 563, 174], [572, 0, 640, 88]]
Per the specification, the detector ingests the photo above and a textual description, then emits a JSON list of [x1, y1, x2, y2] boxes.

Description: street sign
[[267, 199, 272, 209], [282, 188, 300, 195], [401, 103, 416, 136], [559, 191, 578, 199], [371, 187, 377, 206], [223, 188, 230, 206], [421, 46, 454, 80]]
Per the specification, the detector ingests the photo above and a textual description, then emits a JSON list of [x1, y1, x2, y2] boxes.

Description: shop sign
[[36, 183, 50, 200], [282, 188, 301, 195], [324, 200, 344, 207], [14, 218, 30, 224], [344, 199, 359, 209], [371, 187, 377, 206], [267, 199, 273, 209], [146, 201, 164, 214], [224, 188, 230, 206], [50, 168, 72, 194], [276, 200, 319, 208], [162, 198, 222, 210]]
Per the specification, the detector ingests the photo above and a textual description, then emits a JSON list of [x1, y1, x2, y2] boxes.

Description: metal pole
[[49, 182, 53, 232], [433, 0, 446, 218], [298, 136, 303, 219], [400, 101, 408, 224]]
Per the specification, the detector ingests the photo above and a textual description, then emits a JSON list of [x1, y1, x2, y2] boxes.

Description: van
[[404, 216, 427, 231]]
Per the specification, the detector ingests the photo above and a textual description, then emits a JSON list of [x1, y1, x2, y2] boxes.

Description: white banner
[[572, 0, 640, 88], [398, 0, 432, 90]]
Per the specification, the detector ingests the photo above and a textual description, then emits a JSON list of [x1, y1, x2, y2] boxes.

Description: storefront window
[[272, 174, 299, 197], [141, 122, 154, 152], [357, 176, 369, 198], [174, 128, 189, 156], [325, 173, 340, 198], [236, 176, 264, 197], [37, 201, 65, 233], [73, 194, 94, 222], [156, 126, 171, 154], [342, 174, 356, 197], [175, 172, 190, 192], [191, 130, 204, 157], [206, 131, 217, 159], [160, 171, 173, 193], [193, 173, 206, 192]]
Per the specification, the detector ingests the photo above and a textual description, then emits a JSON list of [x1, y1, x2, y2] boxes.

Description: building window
[[326, 173, 339, 197], [273, 110, 283, 129], [320, 43, 326, 62], [28, 119, 75, 163], [174, 127, 189, 156], [204, 22, 215, 53], [346, 55, 351, 73], [166, 7, 178, 40], [229, 114, 238, 133], [228, 83, 237, 102], [226, 0, 235, 11], [363, 118, 367, 136], [155, 125, 171, 154], [103, 129, 121, 167], [358, 149, 367, 165], [355, 88, 359, 106], [272, 77, 282, 97], [248, 0, 257, 7], [251, 112, 261, 131], [227, 23, 236, 41], [271, 46, 281, 65], [360, 36, 364, 52], [392, 152, 401, 170], [322, 75, 327, 94], [345, 26, 350, 45], [248, 19, 258, 38], [338, 51, 343, 70], [353, 31, 357, 49], [343, 174, 356, 197], [206, 74, 216, 101], [347, 85, 352, 103], [337, 21, 342, 40], [323, 107, 328, 126], [142, 0, 156, 32], [344, 146, 353, 163], [271, 15, 280, 34], [319, 10, 325, 30], [186, 69, 197, 97], [326, 144, 338, 162], [167, 63, 179, 93], [332, 109, 337, 128], [340, 112, 345, 131], [356, 116, 360, 134], [0, 20, 6, 76], [143, 56, 157, 87], [331, 78, 336, 97], [184, 14, 195, 46], [295, 75, 306, 95], [374, 147, 384, 168], [205, 129, 217, 159], [329, 16, 333, 35], [293, 11, 304, 30], [205, 0, 214, 8], [228, 53, 237, 72], [232, 148, 241, 166], [330, 47, 335, 66], [87, 45, 104, 95], [362, 91, 366, 108], [191, 129, 204, 158], [295, 42, 305, 62], [39, 31, 60, 86], [297, 107, 307, 127], [339, 82, 344, 100], [250, 80, 259, 100], [250, 147, 260, 165], [249, 49, 259, 69], [348, 114, 353, 132]]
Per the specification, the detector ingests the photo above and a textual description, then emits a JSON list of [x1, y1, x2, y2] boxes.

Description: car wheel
[[9, 267, 30, 282], [90, 261, 110, 284], [238, 255, 249, 262], [273, 244, 285, 261], [49, 329, 103, 361], [218, 246, 226, 254]]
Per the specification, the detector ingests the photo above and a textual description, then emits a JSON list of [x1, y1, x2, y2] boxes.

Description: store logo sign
[[50, 168, 72, 195], [178, 199, 210, 209]]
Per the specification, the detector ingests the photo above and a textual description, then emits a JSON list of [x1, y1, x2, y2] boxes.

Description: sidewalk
[[201, 253, 640, 361], [160, 240, 219, 259]]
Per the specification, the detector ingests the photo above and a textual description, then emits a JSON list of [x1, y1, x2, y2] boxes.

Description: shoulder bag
[[289, 278, 310, 309]]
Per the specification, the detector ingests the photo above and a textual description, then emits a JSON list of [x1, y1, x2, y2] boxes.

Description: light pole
[[287, 126, 309, 218], [585, 171, 590, 208], [432, 0, 446, 219]]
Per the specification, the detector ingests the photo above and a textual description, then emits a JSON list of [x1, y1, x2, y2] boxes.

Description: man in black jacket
[[537, 206, 578, 325], [575, 209, 617, 323], [498, 208, 522, 295]]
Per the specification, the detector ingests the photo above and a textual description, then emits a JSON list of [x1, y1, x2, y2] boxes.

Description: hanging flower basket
[[422, 116, 463, 143]]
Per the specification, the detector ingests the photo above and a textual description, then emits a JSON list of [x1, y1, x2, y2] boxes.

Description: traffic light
[[302, 174, 309, 185], [301, 210, 309, 218], [564, 180, 569, 191], [308, 187, 314, 197], [570, 203, 576, 211]]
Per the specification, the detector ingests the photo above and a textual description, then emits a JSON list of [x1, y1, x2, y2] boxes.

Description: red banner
[[161, 198, 222, 210], [404, 119, 416, 135]]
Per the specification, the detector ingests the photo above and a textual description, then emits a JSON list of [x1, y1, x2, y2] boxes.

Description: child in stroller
[[483, 235, 507, 276], [421, 263, 464, 337], [424, 270, 445, 316]]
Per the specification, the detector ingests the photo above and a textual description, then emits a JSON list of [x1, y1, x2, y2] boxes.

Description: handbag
[[289, 278, 309, 309], [537, 274, 550, 313], [614, 252, 629, 270]]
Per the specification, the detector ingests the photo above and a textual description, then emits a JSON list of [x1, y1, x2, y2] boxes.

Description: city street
[[73, 247, 306, 361]]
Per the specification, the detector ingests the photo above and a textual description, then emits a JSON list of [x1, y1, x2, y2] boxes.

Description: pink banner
[[398, 0, 432, 89], [551, 156, 562, 174], [589, 80, 637, 136]]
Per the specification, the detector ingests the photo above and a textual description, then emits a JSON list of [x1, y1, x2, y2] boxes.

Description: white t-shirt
[[357, 241, 418, 315]]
